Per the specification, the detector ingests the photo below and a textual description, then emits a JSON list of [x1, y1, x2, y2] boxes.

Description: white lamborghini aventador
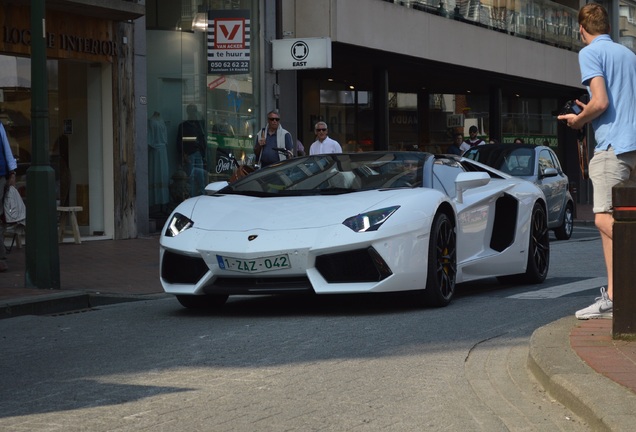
[[160, 151, 550, 309]]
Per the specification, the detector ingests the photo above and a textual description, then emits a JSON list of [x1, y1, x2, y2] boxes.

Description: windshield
[[464, 145, 535, 176], [219, 152, 430, 196]]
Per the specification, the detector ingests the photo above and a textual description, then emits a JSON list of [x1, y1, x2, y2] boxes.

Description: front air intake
[[315, 247, 392, 283], [161, 250, 209, 284]]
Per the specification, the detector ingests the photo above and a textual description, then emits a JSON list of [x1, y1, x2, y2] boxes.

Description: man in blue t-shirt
[[558, 3, 636, 320]]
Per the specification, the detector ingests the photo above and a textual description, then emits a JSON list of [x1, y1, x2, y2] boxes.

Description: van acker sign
[[272, 37, 331, 70]]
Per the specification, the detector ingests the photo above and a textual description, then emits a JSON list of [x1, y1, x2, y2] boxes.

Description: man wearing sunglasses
[[309, 121, 342, 155], [254, 110, 293, 167]]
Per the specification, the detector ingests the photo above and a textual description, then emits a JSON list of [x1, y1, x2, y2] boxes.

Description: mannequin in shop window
[[51, 134, 70, 207], [176, 104, 207, 196], [148, 111, 169, 212]]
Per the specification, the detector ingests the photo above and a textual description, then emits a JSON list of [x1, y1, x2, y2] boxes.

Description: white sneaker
[[575, 287, 613, 320]]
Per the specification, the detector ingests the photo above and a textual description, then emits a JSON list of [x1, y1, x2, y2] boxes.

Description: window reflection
[[392, 0, 584, 52], [620, 0, 636, 53]]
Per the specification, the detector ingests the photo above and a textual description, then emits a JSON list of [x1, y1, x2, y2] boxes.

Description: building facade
[[3, 0, 636, 239], [143, 0, 591, 233], [144, 0, 636, 232]]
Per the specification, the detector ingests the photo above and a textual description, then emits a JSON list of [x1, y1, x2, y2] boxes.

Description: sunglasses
[[315, 128, 327, 132], [268, 117, 280, 122]]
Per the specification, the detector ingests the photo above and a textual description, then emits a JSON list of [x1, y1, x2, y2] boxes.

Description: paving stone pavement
[[0, 204, 635, 431]]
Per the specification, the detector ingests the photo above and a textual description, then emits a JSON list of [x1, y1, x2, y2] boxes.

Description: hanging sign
[[272, 37, 332, 70]]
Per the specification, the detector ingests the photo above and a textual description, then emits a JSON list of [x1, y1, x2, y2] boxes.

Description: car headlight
[[342, 206, 400, 232], [165, 212, 193, 237]]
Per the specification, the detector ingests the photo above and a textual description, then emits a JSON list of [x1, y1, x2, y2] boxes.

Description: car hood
[[181, 189, 433, 231]]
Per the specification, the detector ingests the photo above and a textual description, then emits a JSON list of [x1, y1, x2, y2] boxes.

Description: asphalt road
[[0, 228, 603, 431]]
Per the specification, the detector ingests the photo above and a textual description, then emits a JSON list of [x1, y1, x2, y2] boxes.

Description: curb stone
[[1, 292, 169, 319], [528, 316, 636, 432]]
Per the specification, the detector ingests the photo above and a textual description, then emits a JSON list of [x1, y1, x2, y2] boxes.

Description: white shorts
[[589, 147, 636, 213]]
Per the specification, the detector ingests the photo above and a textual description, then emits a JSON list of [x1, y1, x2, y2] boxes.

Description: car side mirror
[[541, 167, 558, 178], [455, 172, 490, 204], [205, 181, 230, 194]]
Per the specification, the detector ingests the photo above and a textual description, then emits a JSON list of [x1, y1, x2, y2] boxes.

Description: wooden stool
[[57, 206, 83, 244], [4, 222, 25, 251]]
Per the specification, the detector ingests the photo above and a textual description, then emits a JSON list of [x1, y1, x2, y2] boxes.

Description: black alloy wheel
[[524, 202, 550, 283], [423, 212, 457, 307]]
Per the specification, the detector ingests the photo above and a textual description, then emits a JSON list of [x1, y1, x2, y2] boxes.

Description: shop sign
[[391, 112, 418, 125], [272, 37, 332, 70], [207, 10, 251, 74], [502, 135, 558, 147], [1, 7, 116, 61], [447, 114, 464, 128], [2, 26, 117, 57]]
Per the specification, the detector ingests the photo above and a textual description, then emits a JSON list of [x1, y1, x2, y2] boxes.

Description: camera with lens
[[560, 93, 589, 117], [560, 99, 582, 116]]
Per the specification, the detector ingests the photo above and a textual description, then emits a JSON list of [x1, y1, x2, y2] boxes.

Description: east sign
[[272, 37, 332, 70]]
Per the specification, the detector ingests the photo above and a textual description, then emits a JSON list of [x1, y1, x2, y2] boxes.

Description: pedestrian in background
[[447, 132, 464, 155], [309, 121, 342, 155], [295, 139, 305, 156], [0, 121, 18, 272], [254, 110, 293, 167], [558, 3, 636, 319], [464, 125, 485, 148]]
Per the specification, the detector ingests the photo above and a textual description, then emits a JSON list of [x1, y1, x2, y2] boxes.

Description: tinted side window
[[548, 150, 563, 173], [538, 149, 555, 173]]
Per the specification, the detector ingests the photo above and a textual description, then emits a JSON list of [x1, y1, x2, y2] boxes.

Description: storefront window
[[0, 55, 32, 197], [316, 87, 370, 152], [303, 79, 561, 155], [388, 92, 419, 152], [501, 96, 558, 145], [0, 54, 104, 231], [1, 3, 124, 239], [205, 69, 257, 180], [146, 0, 259, 222]]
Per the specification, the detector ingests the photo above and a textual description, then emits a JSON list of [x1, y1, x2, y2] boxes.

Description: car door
[[537, 149, 566, 226], [432, 161, 504, 264]]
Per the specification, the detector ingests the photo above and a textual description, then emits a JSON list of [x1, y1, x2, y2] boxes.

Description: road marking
[[507, 277, 607, 299]]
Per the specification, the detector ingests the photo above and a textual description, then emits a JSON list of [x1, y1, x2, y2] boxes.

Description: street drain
[[49, 308, 99, 317]]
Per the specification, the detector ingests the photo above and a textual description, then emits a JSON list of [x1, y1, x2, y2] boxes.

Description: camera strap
[[577, 126, 589, 180]]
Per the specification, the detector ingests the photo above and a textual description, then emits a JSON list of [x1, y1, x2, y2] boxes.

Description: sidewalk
[[1, 206, 635, 430], [529, 318, 636, 431], [0, 234, 166, 316]]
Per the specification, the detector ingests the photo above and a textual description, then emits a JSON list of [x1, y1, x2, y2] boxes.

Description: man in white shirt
[[463, 125, 485, 149], [309, 121, 342, 155]]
